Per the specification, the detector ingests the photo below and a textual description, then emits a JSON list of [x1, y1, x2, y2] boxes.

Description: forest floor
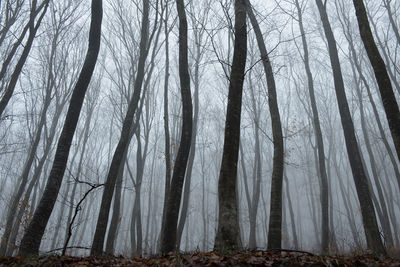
[[0, 250, 399, 266]]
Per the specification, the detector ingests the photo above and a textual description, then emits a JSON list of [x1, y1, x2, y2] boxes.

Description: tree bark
[[352, 0, 400, 163], [245, 0, 284, 250], [18, 0, 102, 256], [315, 0, 386, 256], [214, 0, 246, 252], [90, 0, 149, 256], [160, 0, 193, 254]]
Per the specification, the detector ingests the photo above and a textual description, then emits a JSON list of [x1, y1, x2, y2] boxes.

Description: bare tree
[[315, 0, 386, 256], [18, 0, 102, 256], [0, 0, 49, 118], [160, 0, 193, 254], [90, 0, 150, 256], [352, 0, 400, 164], [245, 0, 284, 250], [293, 0, 329, 253], [214, 0, 246, 252]]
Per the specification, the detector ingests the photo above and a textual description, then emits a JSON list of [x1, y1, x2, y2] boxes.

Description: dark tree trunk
[[214, 0, 246, 252], [6, 97, 66, 256], [0, 37, 55, 254], [176, 20, 202, 248], [160, 0, 172, 250], [18, 0, 102, 256], [160, 0, 193, 254], [315, 0, 386, 256], [352, 0, 400, 163], [90, 0, 149, 256], [245, 0, 284, 250]]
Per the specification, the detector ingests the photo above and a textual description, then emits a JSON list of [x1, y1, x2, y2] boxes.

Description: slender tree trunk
[[245, 0, 284, 250], [382, 0, 400, 46], [284, 172, 298, 249], [160, 0, 172, 250], [160, 0, 193, 254], [247, 74, 262, 250], [0, 0, 49, 118], [18, 0, 102, 256], [214, 0, 246, 252], [315, 0, 386, 256], [353, 0, 400, 163], [0, 42, 54, 254], [294, 0, 329, 253], [90, 0, 149, 256], [351, 63, 394, 248], [176, 24, 202, 248], [6, 97, 66, 256]]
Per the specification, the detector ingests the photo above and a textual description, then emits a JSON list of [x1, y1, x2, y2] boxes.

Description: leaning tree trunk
[[214, 0, 247, 252], [294, 0, 329, 254], [245, 0, 284, 250], [160, 0, 193, 254], [18, 0, 102, 256], [352, 0, 400, 163], [315, 0, 386, 256], [90, 0, 149, 256]]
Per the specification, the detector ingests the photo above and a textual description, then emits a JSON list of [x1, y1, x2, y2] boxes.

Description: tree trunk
[[245, 0, 284, 250], [0, 0, 49, 118], [90, 0, 149, 256], [353, 0, 400, 163], [351, 61, 394, 248], [160, 0, 193, 254], [315, 0, 386, 256], [18, 0, 102, 256], [214, 0, 246, 252], [176, 18, 203, 248], [160, 0, 172, 250]]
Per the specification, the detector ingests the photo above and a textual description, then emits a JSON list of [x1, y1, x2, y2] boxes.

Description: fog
[[0, 0, 399, 257]]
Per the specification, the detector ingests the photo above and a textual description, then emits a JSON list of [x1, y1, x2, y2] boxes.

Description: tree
[[90, 0, 150, 256], [176, 0, 211, 248], [245, 0, 284, 250], [18, 0, 103, 256], [315, 0, 386, 256], [352, 0, 400, 163], [0, 0, 49, 119], [293, 0, 329, 253], [214, 0, 247, 252], [160, 0, 193, 254]]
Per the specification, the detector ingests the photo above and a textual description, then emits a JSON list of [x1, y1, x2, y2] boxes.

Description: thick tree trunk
[[160, 0, 193, 254], [214, 0, 246, 252], [18, 0, 102, 256], [315, 0, 386, 256], [353, 0, 400, 163], [245, 0, 284, 250]]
